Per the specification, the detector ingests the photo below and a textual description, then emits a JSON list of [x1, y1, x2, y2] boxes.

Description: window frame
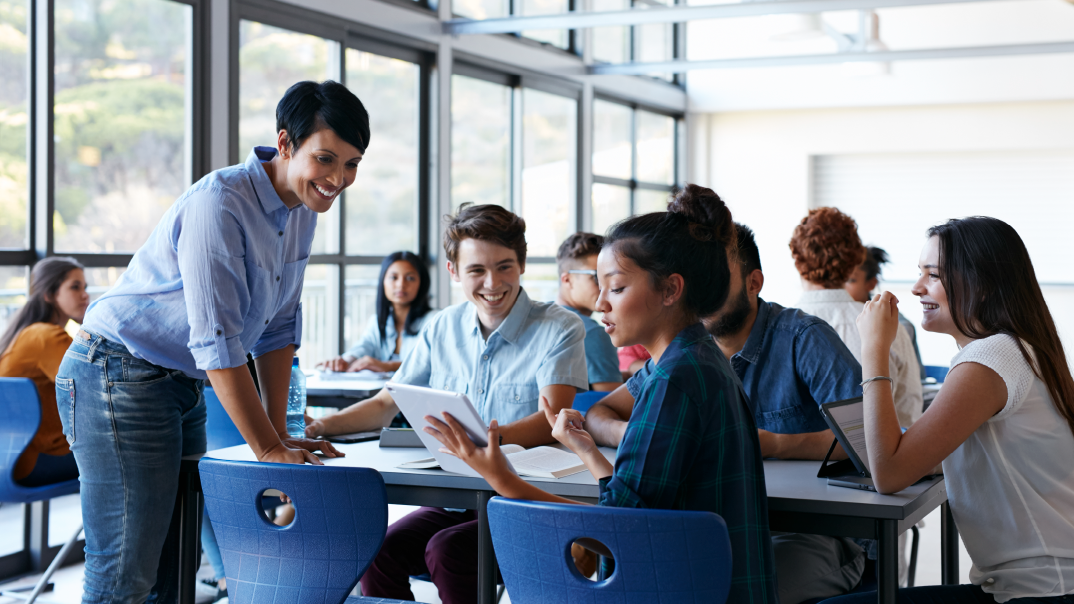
[[591, 93, 682, 218], [234, 1, 435, 357]]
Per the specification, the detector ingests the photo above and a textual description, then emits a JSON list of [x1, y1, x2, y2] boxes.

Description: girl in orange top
[[0, 257, 90, 486]]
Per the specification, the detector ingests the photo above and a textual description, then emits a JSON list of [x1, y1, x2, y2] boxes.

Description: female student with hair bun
[[56, 80, 369, 603], [425, 184, 778, 603], [0, 257, 89, 487], [825, 217, 1074, 603], [320, 250, 437, 373]]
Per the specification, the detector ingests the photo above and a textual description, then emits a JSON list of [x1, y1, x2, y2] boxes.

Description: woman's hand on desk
[[258, 442, 323, 465], [349, 356, 393, 373], [278, 434, 345, 459], [319, 356, 352, 372]]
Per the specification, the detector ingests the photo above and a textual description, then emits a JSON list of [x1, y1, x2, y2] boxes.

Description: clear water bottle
[[286, 357, 307, 438]]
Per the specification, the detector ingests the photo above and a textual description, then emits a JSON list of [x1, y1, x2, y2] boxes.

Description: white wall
[[692, 100, 1074, 366]]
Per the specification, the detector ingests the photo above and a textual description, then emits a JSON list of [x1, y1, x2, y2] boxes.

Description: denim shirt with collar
[[732, 298, 863, 434]]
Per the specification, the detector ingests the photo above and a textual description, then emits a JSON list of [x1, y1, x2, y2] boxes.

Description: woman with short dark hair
[[56, 80, 368, 603], [320, 251, 436, 373], [829, 217, 1074, 603]]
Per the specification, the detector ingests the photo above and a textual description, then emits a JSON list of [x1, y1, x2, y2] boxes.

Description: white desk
[[177, 442, 956, 604], [305, 373, 390, 408]]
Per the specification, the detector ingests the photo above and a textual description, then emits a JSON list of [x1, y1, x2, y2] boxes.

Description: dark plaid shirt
[[600, 323, 777, 603]]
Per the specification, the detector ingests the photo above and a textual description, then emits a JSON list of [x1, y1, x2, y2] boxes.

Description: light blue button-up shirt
[[343, 308, 439, 362], [82, 147, 315, 379], [391, 288, 589, 425]]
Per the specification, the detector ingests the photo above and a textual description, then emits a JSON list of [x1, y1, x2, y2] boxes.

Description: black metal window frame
[[591, 92, 683, 213], [235, 0, 436, 356]]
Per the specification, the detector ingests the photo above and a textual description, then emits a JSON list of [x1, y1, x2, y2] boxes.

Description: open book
[[399, 445, 588, 479]]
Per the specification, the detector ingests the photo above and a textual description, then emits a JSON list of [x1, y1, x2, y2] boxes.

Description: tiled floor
[[1, 499, 971, 604]]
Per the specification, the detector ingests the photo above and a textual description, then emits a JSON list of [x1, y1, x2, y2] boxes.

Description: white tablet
[[385, 383, 517, 478]]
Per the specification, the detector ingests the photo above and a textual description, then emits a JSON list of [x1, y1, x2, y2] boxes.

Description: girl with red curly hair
[[790, 207, 924, 430]]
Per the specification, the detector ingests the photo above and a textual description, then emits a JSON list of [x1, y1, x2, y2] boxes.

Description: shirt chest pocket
[[431, 373, 468, 396], [273, 257, 309, 315], [490, 383, 539, 407]]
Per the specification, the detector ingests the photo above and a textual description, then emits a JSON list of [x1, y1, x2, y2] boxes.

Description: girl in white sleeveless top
[[825, 216, 1074, 604]]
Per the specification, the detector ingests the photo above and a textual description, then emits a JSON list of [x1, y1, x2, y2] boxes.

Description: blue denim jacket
[[733, 298, 863, 434]]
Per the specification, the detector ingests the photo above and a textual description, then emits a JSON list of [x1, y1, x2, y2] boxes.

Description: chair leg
[[496, 583, 504, 603], [0, 523, 85, 604], [907, 525, 920, 588]]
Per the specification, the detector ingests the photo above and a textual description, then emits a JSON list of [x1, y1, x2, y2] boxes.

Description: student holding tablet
[[56, 81, 360, 603], [825, 217, 1074, 603], [306, 203, 587, 604], [424, 185, 778, 603]]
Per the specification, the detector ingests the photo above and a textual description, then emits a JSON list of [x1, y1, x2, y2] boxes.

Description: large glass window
[[0, 0, 28, 250], [591, 0, 678, 82], [591, 0, 629, 65], [521, 88, 576, 257], [343, 264, 381, 353], [53, 0, 192, 253], [452, 75, 512, 207], [519, 0, 569, 49], [591, 100, 679, 226], [344, 49, 419, 256], [0, 266, 27, 336], [238, 21, 339, 158]]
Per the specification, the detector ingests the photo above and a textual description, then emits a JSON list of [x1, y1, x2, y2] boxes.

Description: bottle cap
[[292, 357, 300, 367]]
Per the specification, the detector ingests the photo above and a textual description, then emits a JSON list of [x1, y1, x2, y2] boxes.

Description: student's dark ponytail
[[605, 184, 735, 321]]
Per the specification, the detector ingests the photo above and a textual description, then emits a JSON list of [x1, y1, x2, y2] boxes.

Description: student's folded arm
[[862, 358, 1006, 493], [310, 319, 438, 437], [599, 381, 701, 510], [584, 383, 634, 447], [761, 429, 844, 461]]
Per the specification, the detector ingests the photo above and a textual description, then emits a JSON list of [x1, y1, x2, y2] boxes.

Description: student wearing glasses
[[425, 185, 778, 604], [555, 232, 622, 392]]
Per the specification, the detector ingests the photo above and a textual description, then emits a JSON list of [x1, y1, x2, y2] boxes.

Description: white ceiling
[[684, 0, 1074, 111]]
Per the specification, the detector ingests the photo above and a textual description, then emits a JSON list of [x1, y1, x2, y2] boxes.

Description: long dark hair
[[605, 184, 736, 323], [0, 257, 85, 354], [929, 217, 1074, 437], [376, 251, 432, 343]]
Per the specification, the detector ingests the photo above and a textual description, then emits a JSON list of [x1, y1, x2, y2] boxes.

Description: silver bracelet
[[860, 376, 893, 386]]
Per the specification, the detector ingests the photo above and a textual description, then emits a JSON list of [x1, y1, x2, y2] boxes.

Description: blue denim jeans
[[57, 330, 206, 604]]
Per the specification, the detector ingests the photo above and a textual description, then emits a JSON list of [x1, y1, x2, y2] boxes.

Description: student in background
[[306, 203, 587, 604], [424, 185, 777, 603], [0, 257, 89, 486], [827, 217, 1074, 603], [846, 246, 926, 380], [555, 232, 621, 391], [587, 222, 866, 604], [790, 207, 923, 429], [320, 251, 437, 373], [617, 343, 650, 380]]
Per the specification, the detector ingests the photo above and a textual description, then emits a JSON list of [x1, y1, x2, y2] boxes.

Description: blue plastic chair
[[572, 390, 610, 415], [199, 458, 418, 604], [0, 377, 83, 604], [486, 496, 733, 603], [204, 387, 246, 452], [924, 365, 949, 383]]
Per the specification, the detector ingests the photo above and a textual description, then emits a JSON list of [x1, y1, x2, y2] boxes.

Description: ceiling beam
[[586, 40, 1074, 75], [443, 0, 1022, 34]]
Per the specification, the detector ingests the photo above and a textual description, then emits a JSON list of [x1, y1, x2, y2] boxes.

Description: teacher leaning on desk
[[54, 81, 363, 604]]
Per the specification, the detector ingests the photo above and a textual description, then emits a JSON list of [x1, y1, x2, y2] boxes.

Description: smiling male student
[[305, 202, 587, 604]]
